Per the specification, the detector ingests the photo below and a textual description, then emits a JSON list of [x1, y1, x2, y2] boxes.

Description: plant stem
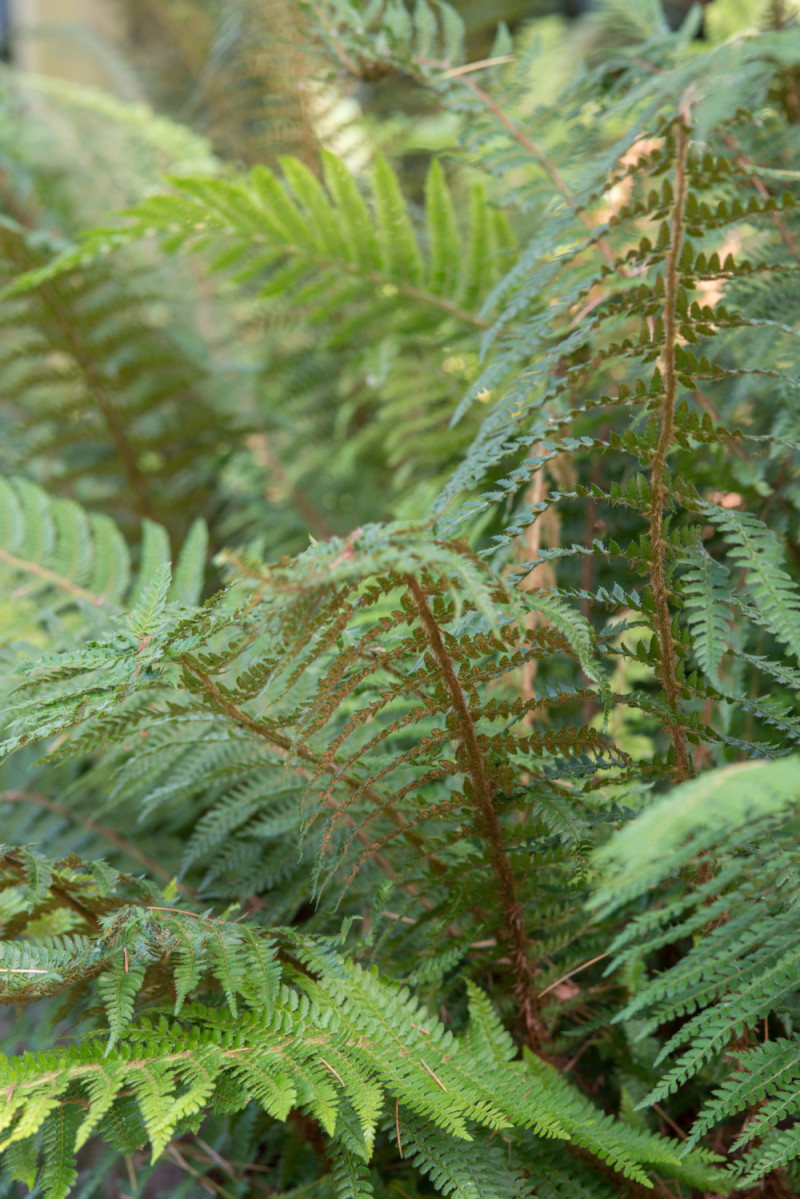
[[37, 278, 155, 520], [445, 73, 617, 268], [0, 789, 181, 886], [649, 120, 693, 784], [404, 574, 546, 1049], [719, 130, 800, 261], [0, 549, 110, 608]]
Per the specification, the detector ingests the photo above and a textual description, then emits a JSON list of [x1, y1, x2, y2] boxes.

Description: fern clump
[[2, 1, 800, 1196]]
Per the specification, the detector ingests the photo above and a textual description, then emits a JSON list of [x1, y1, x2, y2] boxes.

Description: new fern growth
[[2, 2, 800, 1196]]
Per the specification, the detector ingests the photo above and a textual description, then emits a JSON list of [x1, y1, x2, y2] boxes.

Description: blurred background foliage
[[3, 2, 780, 172], [0, 0, 792, 566]]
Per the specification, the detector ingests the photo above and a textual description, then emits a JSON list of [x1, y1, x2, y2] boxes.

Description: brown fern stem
[[649, 120, 693, 784], [0, 789, 180, 887], [403, 574, 546, 1050], [37, 279, 155, 520], [0, 547, 110, 609]]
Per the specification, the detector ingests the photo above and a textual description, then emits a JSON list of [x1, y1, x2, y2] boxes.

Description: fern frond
[[0, 477, 207, 646], [680, 544, 732, 682], [397, 1113, 525, 1199], [591, 757, 800, 912], [697, 501, 800, 665], [0, 218, 230, 538], [4, 150, 514, 346], [329, 1142, 375, 1199]]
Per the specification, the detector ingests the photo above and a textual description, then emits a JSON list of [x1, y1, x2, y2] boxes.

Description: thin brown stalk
[[404, 574, 546, 1050], [167, 1143, 237, 1199], [719, 130, 800, 262], [5, 151, 151, 515], [441, 56, 515, 79], [247, 433, 336, 539], [648, 120, 693, 784], [0, 549, 110, 609], [0, 789, 179, 885], [447, 74, 616, 268], [537, 952, 609, 998]]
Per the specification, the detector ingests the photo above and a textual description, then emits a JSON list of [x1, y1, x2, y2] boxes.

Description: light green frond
[[425, 159, 461, 297], [74, 1062, 127, 1152], [21, 75, 218, 176], [0, 477, 195, 637], [37, 1105, 82, 1199], [126, 562, 172, 642], [3, 154, 500, 334], [98, 953, 148, 1053], [375, 154, 429, 286], [321, 150, 382, 270], [463, 981, 517, 1066], [591, 757, 800, 912], [170, 516, 208, 605], [128, 520, 171, 610]]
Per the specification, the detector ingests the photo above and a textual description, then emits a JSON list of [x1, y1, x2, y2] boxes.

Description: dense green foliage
[[3, 2, 800, 1196]]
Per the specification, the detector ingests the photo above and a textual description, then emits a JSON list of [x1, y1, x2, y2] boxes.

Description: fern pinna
[[2, 2, 800, 1197]]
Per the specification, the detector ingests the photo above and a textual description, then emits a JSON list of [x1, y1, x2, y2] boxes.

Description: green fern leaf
[[681, 545, 732, 681], [425, 160, 461, 297], [321, 150, 382, 271], [126, 562, 172, 642], [522, 590, 608, 695], [74, 1061, 127, 1152], [0, 1087, 63, 1154], [591, 756, 800, 913], [38, 1106, 81, 1199], [129, 521, 171, 610], [372, 155, 425, 285], [87, 512, 131, 604], [398, 1113, 524, 1198], [329, 1142, 375, 1199], [4, 1135, 38, 1191], [97, 952, 148, 1053], [170, 516, 207, 605], [207, 925, 248, 1018], [698, 501, 800, 665]]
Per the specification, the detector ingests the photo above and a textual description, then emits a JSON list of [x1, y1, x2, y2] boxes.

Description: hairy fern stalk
[[2, 2, 800, 1196]]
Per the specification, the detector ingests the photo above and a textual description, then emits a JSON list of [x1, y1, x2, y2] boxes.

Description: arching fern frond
[[591, 756, 800, 1186], [679, 543, 732, 683], [0, 846, 723, 1198]]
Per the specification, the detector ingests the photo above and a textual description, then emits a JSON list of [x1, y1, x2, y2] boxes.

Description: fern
[[0, 220, 231, 540], [592, 757, 800, 1184], [3, 2, 800, 1196], [697, 499, 800, 665], [0, 845, 720, 1192], [679, 543, 732, 683]]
